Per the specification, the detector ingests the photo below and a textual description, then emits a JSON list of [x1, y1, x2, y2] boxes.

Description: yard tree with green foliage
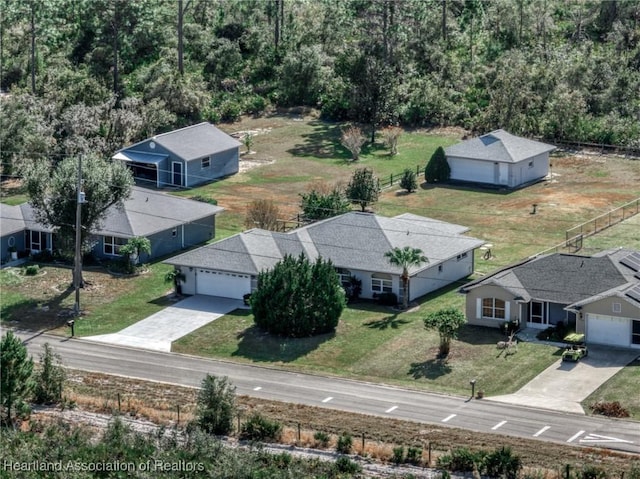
[[250, 254, 346, 337], [399, 168, 418, 193], [424, 307, 467, 358], [1, 331, 34, 424], [196, 374, 236, 435], [346, 167, 380, 212], [23, 155, 134, 283], [300, 187, 351, 221], [120, 236, 151, 267], [33, 343, 66, 405], [424, 146, 450, 183], [384, 246, 428, 310]]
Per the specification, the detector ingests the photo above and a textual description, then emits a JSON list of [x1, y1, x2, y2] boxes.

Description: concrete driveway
[[85, 295, 242, 352], [489, 345, 639, 414]]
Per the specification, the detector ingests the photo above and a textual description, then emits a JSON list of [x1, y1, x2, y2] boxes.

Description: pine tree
[[424, 146, 451, 183], [1, 331, 34, 424], [33, 343, 66, 405]]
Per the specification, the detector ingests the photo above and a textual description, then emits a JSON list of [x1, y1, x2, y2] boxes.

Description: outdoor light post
[[470, 379, 476, 399]]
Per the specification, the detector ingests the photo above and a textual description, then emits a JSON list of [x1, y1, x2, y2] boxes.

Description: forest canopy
[[2, 0, 639, 175]]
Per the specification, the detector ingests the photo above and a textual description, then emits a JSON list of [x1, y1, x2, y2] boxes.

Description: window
[[202, 157, 211, 168], [482, 298, 505, 319], [530, 301, 545, 324], [371, 273, 392, 293], [632, 321, 640, 345], [457, 252, 468, 261], [336, 268, 351, 285], [27, 230, 47, 251], [528, 160, 534, 168], [172, 228, 177, 237], [438, 265, 443, 273], [612, 302, 622, 313], [103, 236, 127, 255]]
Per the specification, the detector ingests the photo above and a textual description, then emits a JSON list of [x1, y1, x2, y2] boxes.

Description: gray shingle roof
[[165, 212, 485, 276], [152, 122, 241, 161], [3, 187, 223, 239], [461, 251, 639, 305], [445, 129, 556, 163], [0, 203, 26, 236]]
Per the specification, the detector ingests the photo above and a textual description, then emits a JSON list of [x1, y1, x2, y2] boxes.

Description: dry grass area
[[63, 370, 637, 476]]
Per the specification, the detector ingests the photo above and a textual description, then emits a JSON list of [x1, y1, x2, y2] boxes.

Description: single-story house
[[0, 187, 223, 263], [459, 249, 640, 349], [113, 122, 241, 188], [165, 211, 485, 302], [445, 129, 556, 188]]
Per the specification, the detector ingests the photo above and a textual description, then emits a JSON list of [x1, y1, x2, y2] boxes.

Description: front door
[[529, 301, 548, 328], [172, 162, 183, 186]]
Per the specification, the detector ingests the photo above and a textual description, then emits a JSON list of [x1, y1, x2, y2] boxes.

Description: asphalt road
[[17, 331, 640, 455]]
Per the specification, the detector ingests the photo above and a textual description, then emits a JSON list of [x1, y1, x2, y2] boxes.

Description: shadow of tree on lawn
[[233, 325, 335, 363], [408, 358, 453, 380], [364, 314, 409, 330]]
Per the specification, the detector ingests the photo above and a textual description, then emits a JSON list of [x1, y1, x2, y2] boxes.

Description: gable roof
[[460, 249, 640, 306], [0, 203, 26, 236], [1, 187, 223, 239], [165, 212, 485, 276], [140, 122, 241, 162], [445, 129, 556, 163]]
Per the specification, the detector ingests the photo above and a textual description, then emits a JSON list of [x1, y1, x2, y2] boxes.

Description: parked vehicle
[[562, 333, 588, 362]]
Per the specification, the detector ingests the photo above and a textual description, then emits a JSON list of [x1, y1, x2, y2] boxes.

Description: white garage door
[[586, 314, 630, 347], [196, 269, 251, 299]]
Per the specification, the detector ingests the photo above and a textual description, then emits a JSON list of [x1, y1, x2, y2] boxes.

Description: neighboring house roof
[[460, 249, 640, 308], [445, 129, 556, 163], [0, 203, 26, 236], [118, 122, 241, 162], [165, 212, 485, 276], [1, 187, 223, 239]]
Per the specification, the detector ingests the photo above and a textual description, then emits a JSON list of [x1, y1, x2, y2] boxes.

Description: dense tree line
[[2, 0, 639, 175]]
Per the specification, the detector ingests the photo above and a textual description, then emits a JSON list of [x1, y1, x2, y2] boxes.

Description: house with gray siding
[[113, 122, 241, 188], [445, 130, 556, 188], [165, 212, 485, 303], [0, 187, 223, 263], [460, 249, 640, 349]]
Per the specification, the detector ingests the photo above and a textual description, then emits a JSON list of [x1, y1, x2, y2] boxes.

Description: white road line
[[533, 426, 550, 437], [385, 406, 398, 413], [492, 420, 507, 430], [579, 434, 633, 444], [442, 414, 456, 423], [322, 396, 333, 403], [253, 386, 262, 391], [567, 430, 585, 443]]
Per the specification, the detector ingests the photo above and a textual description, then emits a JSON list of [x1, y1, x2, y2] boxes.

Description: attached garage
[[586, 314, 633, 348], [196, 269, 251, 299]]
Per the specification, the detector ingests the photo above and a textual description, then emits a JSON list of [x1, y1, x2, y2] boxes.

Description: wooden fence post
[[117, 393, 121, 413]]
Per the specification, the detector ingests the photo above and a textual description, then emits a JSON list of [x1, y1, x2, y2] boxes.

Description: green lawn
[[582, 356, 640, 418], [173, 288, 561, 397]]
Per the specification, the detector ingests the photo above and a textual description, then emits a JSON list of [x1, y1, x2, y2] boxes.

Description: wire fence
[[378, 164, 424, 190]]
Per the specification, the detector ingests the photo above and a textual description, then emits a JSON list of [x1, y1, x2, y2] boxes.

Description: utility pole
[[73, 156, 85, 316]]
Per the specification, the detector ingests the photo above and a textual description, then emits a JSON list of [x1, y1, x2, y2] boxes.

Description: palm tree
[[384, 246, 428, 310]]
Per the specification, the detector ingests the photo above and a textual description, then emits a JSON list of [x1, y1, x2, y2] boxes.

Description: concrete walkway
[[488, 344, 639, 414], [85, 295, 242, 352]]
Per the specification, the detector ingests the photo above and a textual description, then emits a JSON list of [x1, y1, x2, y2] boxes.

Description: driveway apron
[[488, 345, 639, 414], [85, 296, 242, 352]]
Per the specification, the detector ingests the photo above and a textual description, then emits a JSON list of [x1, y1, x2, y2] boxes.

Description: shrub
[[437, 447, 484, 472], [392, 446, 405, 464], [242, 293, 252, 306], [482, 446, 521, 479], [424, 146, 450, 183], [31, 250, 54, 263], [375, 292, 398, 306], [24, 265, 39, 276], [589, 401, 630, 418], [343, 275, 362, 302], [33, 343, 66, 405], [191, 195, 218, 205], [341, 126, 366, 161], [251, 255, 346, 337], [240, 413, 282, 442], [381, 126, 402, 155], [313, 431, 330, 448], [579, 465, 607, 479], [335, 456, 361, 474], [195, 374, 236, 435], [336, 433, 352, 454], [399, 169, 418, 193], [406, 446, 422, 465]]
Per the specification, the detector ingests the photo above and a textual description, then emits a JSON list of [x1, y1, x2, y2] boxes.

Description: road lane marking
[[492, 421, 507, 430], [253, 386, 262, 391], [533, 426, 550, 437], [442, 414, 456, 422], [567, 430, 585, 443], [579, 434, 633, 444], [322, 397, 333, 403], [385, 406, 398, 413]]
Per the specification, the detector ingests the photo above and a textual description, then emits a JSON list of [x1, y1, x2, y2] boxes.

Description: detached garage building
[[460, 249, 640, 349], [445, 129, 556, 189]]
